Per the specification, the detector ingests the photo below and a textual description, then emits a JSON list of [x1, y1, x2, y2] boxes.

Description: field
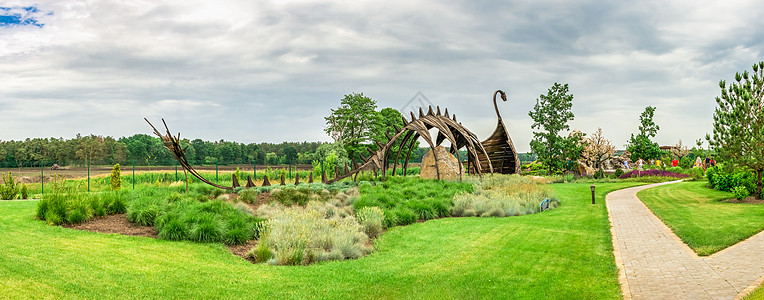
[[0, 164, 317, 184], [0, 177, 645, 299]]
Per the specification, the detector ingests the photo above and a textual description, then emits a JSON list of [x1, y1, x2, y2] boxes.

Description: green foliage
[[189, 213, 225, 243], [127, 196, 165, 226], [708, 61, 764, 198], [110, 164, 122, 190], [707, 166, 756, 195], [353, 177, 472, 227], [731, 186, 750, 200], [614, 168, 624, 178], [626, 106, 662, 161], [528, 83, 581, 173], [1, 171, 20, 200], [20, 184, 28, 199], [324, 92, 380, 161], [679, 156, 694, 169]]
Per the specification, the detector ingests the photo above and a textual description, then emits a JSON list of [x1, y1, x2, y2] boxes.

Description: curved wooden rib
[[146, 118, 234, 190]]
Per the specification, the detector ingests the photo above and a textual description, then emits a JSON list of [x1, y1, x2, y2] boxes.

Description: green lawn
[[637, 181, 764, 256], [0, 182, 643, 299], [746, 285, 764, 300]]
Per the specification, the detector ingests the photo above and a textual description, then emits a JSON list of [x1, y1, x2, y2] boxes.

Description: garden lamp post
[[590, 184, 596, 204]]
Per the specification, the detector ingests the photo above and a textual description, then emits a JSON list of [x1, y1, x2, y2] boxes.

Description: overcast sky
[[1, 0, 762, 152]]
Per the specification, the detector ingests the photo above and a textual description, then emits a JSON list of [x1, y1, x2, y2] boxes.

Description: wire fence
[[0, 159, 422, 199]]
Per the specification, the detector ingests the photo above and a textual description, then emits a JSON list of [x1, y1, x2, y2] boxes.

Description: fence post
[[289, 162, 292, 178], [216, 162, 219, 182], [87, 157, 90, 192], [253, 160, 256, 179], [132, 159, 135, 190], [40, 160, 43, 199], [175, 161, 178, 181]]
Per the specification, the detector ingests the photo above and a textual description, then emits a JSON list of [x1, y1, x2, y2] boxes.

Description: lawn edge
[[737, 275, 764, 300]]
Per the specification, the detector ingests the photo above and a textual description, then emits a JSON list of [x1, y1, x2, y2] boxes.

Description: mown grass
[[0, 181, 643, 299], [746, 285, 764, 300], [637, 181, 764, 256]]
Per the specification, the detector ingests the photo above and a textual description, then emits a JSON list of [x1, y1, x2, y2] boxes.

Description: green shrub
[[394, 207, 417, 226], [91, 197, 106, 217], [223, 216, 254, 245], [613, 168, 624, 178], [679, 156, 693, 169], [66, 206, 89, 224], [157, 215, 188, 241], [110, 164, 122, 191], [0, 172, 19, 200], [20, 184, 28, 199], [44, 209, 64, 225], [189, 213, 224, 243], [127, 197, 164, 226], [732, 185, 750, 200], [104, 193, 127, 214]]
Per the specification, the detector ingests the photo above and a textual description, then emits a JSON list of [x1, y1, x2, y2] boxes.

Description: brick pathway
[[606, 182, 764, 299]]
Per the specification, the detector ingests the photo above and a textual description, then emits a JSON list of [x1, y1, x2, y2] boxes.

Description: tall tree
[[324, 92, 380, 161], [369, 108, 419, 163], [708, 61, 764, 199], [528, 82, 579, 173], [626, 106, 662, 161]]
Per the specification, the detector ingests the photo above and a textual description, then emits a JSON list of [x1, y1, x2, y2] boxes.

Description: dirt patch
[[724, 196, 764, 204], [64, 212, 259, 262], [63, 214, 158, 238], [227, 240, 257, 262]]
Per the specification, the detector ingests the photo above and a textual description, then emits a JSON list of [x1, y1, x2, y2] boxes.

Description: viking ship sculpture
[[146, 89, 521, 190], [469, 90, 522, 174]]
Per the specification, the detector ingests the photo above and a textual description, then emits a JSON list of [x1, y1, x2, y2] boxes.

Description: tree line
[[0, 134, 432, 168]]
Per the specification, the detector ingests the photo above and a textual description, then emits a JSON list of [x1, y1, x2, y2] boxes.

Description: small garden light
[[590, 184, 596, 205]]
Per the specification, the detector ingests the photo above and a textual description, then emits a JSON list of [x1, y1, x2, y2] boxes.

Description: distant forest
[[0, 134, 538, 168], [0, 134, 435, 168]]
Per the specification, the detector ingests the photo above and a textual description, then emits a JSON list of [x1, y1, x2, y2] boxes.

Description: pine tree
[[708, 61, 764, 198]]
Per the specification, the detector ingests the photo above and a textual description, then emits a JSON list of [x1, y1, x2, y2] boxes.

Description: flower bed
[[619, 169, 689, 179]]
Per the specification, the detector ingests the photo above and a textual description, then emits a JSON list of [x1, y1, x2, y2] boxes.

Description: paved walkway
[[606, 181, 764, 299]]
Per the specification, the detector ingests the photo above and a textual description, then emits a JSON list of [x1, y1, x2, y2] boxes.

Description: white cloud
[[0, 0, 762, 152]]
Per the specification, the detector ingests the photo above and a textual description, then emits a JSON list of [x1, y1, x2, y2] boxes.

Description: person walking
[[705, 156, 711, 170], [672, 158, 678, 167], [637, 158, 644, 170]]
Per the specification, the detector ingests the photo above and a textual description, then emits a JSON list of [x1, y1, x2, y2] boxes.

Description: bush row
[[36, 189, 127, 225], [352, 176, 473, 228]]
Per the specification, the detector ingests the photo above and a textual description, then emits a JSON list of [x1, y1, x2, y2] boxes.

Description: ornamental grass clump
[[150, 198, 261, 245], [356, 206, 384, 238], [249, 202, 372, 266], [451, 174, 555, 217]]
